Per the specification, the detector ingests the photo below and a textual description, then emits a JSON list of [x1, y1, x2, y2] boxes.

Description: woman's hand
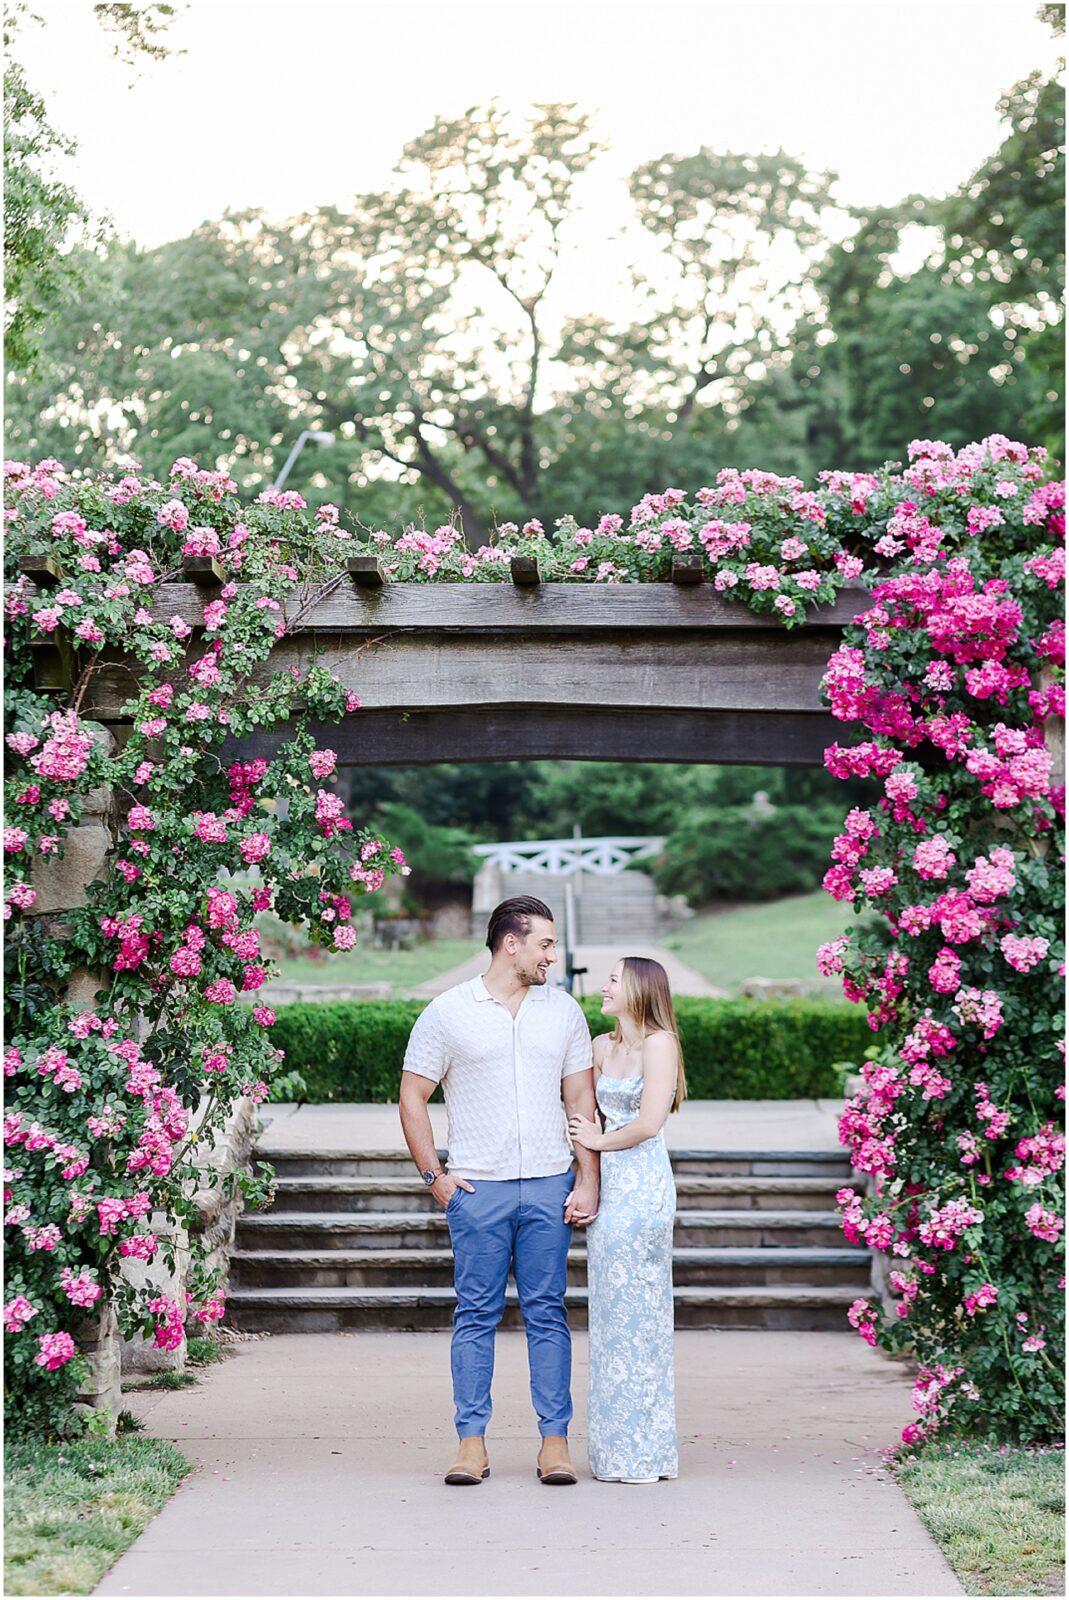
[[567, 1113, 604, 1152]]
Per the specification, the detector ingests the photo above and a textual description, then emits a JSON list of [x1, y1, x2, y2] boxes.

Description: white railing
[[471, 836, 665, 877]]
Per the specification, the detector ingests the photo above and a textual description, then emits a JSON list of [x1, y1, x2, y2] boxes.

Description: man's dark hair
[[486, 895, 554, 953]]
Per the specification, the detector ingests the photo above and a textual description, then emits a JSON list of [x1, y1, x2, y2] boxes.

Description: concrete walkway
[[410, 943, 725, 999], [256, 1098, 848, 1155], [98, 1329, 962, 1597]]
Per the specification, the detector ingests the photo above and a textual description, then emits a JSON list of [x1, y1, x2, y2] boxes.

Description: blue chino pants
[[446, 1171, 574, 1438]]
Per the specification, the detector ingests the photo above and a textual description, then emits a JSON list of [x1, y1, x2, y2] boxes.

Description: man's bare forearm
[[398, 1082, 440, 1174], [572, 1139, 599, 1188]]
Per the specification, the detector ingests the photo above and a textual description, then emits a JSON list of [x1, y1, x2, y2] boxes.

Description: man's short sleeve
[[560, 996, 593, 1080], [403, 1001, 450, 1084]]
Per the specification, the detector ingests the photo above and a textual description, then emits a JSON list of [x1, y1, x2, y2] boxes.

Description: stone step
[[255, 1147, 853, 1180], [230, 1245, 870, 1291], [236, 1209, 849, 1252], [226, 1282, 870, 1334], [264, 1174, 846, 1215]]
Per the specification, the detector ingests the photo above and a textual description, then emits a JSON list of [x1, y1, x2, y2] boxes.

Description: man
[[399, 895, 599, 1487]]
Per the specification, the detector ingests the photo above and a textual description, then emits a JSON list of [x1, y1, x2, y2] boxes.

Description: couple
[[399, 894, 686, 1487]]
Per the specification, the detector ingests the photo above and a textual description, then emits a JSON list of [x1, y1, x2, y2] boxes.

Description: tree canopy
[[5, 32, 1063, 521]]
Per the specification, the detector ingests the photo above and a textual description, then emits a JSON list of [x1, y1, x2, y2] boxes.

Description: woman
[[567, 956, 686, 1484]]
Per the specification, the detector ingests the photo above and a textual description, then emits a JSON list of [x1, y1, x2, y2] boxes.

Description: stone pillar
[[72, 1303, 123, 1425], [31, 721, 116, 918], [27, 724, 122, 1423], [471, 858, 501, 935], [118, 1095, 256, 1375], [119, 1215, 190, 1376], [186, 1095, 256, 1309]]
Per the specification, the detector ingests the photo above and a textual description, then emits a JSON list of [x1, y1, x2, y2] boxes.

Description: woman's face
[[601, 963, 624, 1016]]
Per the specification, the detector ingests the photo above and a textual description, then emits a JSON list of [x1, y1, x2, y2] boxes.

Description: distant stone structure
[[471, 836, 669, 945]]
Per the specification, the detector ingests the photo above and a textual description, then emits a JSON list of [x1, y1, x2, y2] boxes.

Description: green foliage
[[2, 55, 93, 374], [796, 210, 1047, 464], [345, 760, 870, 850], [650, 803, 844, 904], [184, 1336, 222, 1365], [270, 996, 867, 1102], [372, 802, 478, 887], [3, 465, 407, 1435], [270, 1001, 428, 1101], [580, 995, 868, 1099], [93, 3, 185, 68], [6, 52, 1060, 523], [3, 2, 183, 376]]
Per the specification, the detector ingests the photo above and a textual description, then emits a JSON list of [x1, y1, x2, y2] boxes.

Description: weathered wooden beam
[[510, 556, 541, 587], [140, 580, 871, 633], [79, 629, 840, 721], [671, 555, 703, 586], [219, 708, 842, 768], [344, 556, 386, 589], [182, 555, 226, 586], [19, 555, 63, 588]]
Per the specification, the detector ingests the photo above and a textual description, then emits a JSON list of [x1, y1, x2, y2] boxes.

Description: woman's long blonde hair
[[612, 955, 687, 1112]]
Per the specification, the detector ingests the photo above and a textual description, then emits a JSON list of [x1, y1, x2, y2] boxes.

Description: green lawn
[[659, 891, 867, 997], [271, 897, 863, 999], [271, 935, 482, 996], [4, 1435, 190, 1596], [892, 1443, 1065, 1596]]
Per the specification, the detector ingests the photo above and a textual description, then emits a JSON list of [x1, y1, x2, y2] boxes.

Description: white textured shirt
[[403, 976, 593, 1180]]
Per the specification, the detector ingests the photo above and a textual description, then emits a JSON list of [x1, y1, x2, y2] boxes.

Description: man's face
[[509, 916, 558, 987]]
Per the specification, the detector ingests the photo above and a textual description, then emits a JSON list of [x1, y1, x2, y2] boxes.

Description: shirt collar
[[470, 975, 550, 1003]]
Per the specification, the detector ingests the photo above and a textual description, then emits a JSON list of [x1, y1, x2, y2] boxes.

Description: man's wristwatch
[[421, 1168, 444, 1186]]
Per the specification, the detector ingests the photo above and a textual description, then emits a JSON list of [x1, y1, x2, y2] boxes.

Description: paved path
[[410, 943, 725, 999], [98, 1330, 962, 1597], [256, 1098, 849, 1155]]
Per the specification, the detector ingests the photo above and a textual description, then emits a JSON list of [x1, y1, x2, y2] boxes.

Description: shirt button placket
[[513, 1010, 524, 1179]]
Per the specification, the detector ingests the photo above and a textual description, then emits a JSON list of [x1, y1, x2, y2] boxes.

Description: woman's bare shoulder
[[642, 1031, 678, 1063]]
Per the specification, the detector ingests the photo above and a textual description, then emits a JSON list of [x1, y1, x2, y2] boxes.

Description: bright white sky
[[17, 0, 1062, 257]]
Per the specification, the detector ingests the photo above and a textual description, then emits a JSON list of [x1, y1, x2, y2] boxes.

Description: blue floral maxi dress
[[586, 1073, 678, 1480]]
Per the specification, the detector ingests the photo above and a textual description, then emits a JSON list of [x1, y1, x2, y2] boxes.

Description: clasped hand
[[567, 1112, 603, 1152]]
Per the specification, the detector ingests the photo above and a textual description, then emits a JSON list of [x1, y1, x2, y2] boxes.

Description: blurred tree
[[4, 135, 839, 523], [795, 205, 1041, 464], [3, 46, 91, 375], [648, 802, 845, 905], [936, 59, 1065, 454], [372, 803, 478, 888], [345, 762, 541, 839], [3, 1, 181, 376], [343, 760, 874, 845], [6, 73, 1061, 505], [93, 3, 185, 68]]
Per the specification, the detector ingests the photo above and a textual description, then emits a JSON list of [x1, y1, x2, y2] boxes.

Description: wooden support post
[[344, 556, 386, 588], [181, 555, 226, 586], [29, 635, 75, 694], [510, 556, 541, 588], [671, 555, 703, 586]]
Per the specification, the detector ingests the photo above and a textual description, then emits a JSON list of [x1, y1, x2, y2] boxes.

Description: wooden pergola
[[42, 557, 870, 768]]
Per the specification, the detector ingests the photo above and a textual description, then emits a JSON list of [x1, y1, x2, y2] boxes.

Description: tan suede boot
[[536, 1435, 578, 1485], [443, 1436, 490, 1485]]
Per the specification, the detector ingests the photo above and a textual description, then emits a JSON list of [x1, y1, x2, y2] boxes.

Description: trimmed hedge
[[269, 996, 868, 1102]]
